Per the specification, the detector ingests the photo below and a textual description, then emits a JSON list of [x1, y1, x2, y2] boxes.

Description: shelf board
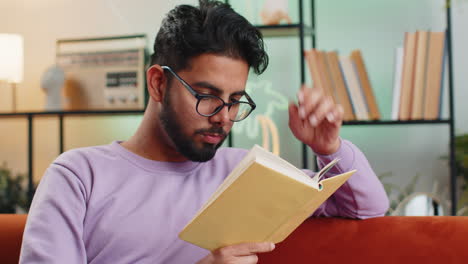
[[0, 109, 145, 117], [343, 119, 451, 126], [0, 111, 451, 126], [256, 24, 313, 37]]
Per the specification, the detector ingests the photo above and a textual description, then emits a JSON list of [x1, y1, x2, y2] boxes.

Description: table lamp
[[0, 34, 24, 112]]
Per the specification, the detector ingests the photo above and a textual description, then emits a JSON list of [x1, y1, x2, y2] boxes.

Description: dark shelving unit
[[0, 110, 144, 202], [311, 0, 456, 214], [343, 119, 451, 126]]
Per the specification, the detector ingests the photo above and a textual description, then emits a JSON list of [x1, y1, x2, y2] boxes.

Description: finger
[[325, 107, 344, 131], [288, 102, 300, 123], [232, 242, 275, 256], [297, 84, 308, 104], [238, 254, 259, 263], [325, 104, 344, 124], [333, 104, 345, 124], [288, 103, 305, 138], [308, 97, 334, 127], [297, 88, 323, 120]]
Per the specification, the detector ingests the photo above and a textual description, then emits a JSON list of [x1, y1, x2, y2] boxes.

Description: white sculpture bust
[[40, 65, 65, 111]]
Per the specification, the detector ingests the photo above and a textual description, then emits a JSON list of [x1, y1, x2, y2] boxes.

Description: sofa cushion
[[259, 216, 468, 263], [0, 214, 27, 264]]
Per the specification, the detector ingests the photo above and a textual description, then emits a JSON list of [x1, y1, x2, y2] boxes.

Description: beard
[[159, 88, 227, 162]]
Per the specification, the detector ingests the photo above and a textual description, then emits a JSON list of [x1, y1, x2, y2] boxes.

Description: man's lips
[[200, 133, 225, 144]]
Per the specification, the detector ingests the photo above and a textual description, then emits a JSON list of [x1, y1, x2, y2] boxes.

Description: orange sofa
[[259, 216, 468, 263], [2, 214, 468, 263], [0, 214, 27, 264]]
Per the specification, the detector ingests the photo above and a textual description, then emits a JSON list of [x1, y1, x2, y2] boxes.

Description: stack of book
[[304, 49, 380, 121], [392, 31, 446, 121]]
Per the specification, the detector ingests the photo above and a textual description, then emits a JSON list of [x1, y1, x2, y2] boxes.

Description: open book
[[179, 145, 356, 251]]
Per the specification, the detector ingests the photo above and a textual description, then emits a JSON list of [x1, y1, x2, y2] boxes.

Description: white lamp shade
[[0, 34, 24, 83]]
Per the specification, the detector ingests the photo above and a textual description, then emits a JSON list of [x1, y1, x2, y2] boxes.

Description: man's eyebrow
[[192, 81, 246, 96], [192, 81, 222, 93]]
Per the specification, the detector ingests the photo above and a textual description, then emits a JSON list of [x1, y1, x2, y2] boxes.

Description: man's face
[[159, 54, 250, 162]]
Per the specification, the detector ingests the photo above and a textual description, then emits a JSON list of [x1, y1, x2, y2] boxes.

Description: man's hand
[[197, 242, 275, 264], [288, 85, 344, 155]]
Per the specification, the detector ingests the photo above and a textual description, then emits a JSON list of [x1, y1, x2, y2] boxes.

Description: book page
[[253, 145, 318, 188], [312, 158, 341, 182]]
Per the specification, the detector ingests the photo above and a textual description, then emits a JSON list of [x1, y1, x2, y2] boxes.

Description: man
[[20, 1, 389, 263]]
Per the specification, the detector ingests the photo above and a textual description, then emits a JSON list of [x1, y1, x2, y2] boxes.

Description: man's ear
[[146, 65, 166, 102]]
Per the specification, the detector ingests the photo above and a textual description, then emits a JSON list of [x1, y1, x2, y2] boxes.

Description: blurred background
[[0, 0, 467, 215]]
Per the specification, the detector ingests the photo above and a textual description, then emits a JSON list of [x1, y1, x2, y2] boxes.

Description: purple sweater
[[20, 139, 388, 264]]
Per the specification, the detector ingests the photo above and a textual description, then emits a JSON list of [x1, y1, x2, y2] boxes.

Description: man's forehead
[[191, 80, 246, 96], [180, 55, 249, 94]]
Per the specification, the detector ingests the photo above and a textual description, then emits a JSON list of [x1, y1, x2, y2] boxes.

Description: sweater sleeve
[[19, 155, 88, 263], [306, 138, 390, 219]]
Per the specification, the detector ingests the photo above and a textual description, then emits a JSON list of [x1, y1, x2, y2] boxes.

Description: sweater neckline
[[110, 141, 202, 175]]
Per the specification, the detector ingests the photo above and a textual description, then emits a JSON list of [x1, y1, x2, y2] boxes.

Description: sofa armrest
[[259, 216, 468, 264], [0, 214, 27, 264]]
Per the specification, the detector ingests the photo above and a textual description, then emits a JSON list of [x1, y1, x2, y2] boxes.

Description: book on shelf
[[423, 31, 446, 120], [339, 55, 369, 120], [305, 48, 379, 121], [179, 145, 356, 251], [391, 47, 404, 120], [317, 50, 337, 102], [350, 50, 381, 120], [393, 30, 446, 121], [326, 51, 356, 121], [411, 31, 430, 120], [304, 49, 325, 93], [399, 32, 417, 121]]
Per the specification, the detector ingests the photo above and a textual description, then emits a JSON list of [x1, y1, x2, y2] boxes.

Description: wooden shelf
[[343, 119, 451, 126], [0, 109, 145, 117], [256, 24, 313, 37]]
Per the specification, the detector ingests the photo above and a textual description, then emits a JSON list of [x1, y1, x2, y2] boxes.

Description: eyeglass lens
[[197, 94, 252, 121]]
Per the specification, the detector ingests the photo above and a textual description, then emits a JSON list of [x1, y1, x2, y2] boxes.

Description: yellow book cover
[[179, 145, 356, 251]]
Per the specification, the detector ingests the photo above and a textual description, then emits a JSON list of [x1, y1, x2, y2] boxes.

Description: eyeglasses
[[162, 66, 256, 122]]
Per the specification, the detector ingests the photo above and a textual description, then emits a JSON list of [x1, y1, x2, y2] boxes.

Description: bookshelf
[[311, 0, 456, 215], [225, 0, 457, 215]]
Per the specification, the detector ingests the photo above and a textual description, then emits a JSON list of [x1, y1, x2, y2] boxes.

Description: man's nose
[[209, 104, 231, 125]]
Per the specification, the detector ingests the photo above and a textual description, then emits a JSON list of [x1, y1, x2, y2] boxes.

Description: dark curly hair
[[150, 0, 269, 75]]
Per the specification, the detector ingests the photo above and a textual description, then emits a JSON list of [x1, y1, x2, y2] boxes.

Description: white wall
[[453, 0, 468, 134]]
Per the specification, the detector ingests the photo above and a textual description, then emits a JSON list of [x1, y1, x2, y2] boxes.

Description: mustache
[[195, 127, 228, 136]]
